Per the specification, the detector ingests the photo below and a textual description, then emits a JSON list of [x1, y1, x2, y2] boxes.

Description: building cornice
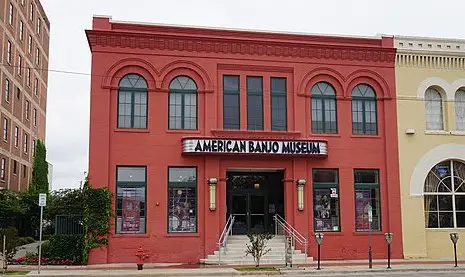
[[394, 36, 465, 56], [86, 30, 396, 64]]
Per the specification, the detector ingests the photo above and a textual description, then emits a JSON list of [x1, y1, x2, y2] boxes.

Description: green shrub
[[17, 237, 35, 246], [40, 240, 50, 258], [48, 235, 82, 263], [0, 227, 20, 259]]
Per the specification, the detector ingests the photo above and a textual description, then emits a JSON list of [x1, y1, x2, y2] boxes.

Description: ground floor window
[[116, 166, 146, 234], [168, 167, 197, 233], [313, 169, 340, 232], [424, 160, 465, 228], [354, 169, 381, 232]]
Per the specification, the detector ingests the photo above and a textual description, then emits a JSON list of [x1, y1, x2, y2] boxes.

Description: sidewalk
[[3, 259, 465, 276]]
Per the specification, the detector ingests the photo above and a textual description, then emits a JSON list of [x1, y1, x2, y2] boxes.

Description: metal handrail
[[217, 214, 235, 264], [273, 214, 308, 257]]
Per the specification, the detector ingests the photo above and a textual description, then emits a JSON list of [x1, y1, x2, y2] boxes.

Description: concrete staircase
[[200, 235, 312, 265]]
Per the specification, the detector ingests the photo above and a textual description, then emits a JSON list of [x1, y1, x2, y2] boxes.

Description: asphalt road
[[283, 272, 465, 277]]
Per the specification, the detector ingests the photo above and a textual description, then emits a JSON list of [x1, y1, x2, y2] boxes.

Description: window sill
[[311, 232, 343, 236], [352, 232, 384, 236], [112, 234, 150, 238], [114, 128, 150, 133], [165, 233, 200, 238], [310, 133, 341, 138], [350, 134, 381, 139], [450, 131, 465, 136], [424, 130, 450, 135], [166, 129, 201, 134], [211, 129, 301, 137], [425, 228, 465, 231]]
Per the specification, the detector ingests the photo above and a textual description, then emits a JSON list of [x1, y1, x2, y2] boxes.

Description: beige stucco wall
[[396, 57, 465, 259]]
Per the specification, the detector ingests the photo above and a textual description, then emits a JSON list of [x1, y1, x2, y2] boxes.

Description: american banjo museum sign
[[182, 138, 327, 156]]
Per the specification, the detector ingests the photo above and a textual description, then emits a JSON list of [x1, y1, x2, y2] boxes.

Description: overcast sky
[[40, 0, 465, 190]]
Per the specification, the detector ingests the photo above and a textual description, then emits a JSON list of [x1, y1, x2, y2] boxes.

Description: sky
[[39, 0, 465, 190]]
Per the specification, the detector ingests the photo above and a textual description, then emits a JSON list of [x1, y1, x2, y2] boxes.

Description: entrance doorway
[[226, 170, 284, 235]]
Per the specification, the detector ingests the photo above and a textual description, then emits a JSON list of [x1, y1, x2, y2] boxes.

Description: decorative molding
[[417, 77, 465, 101], [217, 64, 294, 73], [87, 31, 396, 64], [395, 36, 465, 54], [396, 53, 465, 70]]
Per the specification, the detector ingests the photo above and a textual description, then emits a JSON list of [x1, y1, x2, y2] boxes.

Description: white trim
[[410, 143, 465, 196], [417, 77, 465, 101]]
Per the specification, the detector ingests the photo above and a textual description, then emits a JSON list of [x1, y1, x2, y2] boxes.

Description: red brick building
[[86, 16, 403, 264], [0, 0, 49, 191]]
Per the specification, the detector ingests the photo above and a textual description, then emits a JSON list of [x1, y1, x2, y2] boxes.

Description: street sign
[[368, 205, 373, 223], [38, 193, 47, 207]]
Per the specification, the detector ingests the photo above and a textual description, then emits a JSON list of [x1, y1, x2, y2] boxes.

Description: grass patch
[[1, 271, 29, 275], [235, 267, 278, 272]]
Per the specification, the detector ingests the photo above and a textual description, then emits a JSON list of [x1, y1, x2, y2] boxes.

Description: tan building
[[0, 0, 49, 191], [395, 36, 465, 259]]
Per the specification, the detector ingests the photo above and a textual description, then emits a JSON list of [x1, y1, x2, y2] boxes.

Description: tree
[[30, 139, 49, 192], [245, 233, 274, 267]]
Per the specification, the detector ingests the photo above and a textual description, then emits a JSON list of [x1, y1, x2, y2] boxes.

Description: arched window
[[456, 90, 465, 131], [311, 82, 337, 133], [118, 74, 148, 129], [425, 88, 444, 130], [169, 76, 197, 130], [351, 84, 377, 135], [424, 160, 465, 228]]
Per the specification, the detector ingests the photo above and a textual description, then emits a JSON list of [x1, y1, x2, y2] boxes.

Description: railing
[[217, 214, 235, 265], [273, 214, 308, 257]]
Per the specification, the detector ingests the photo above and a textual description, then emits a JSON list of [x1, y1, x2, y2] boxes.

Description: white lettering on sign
[[182, 138, 327, 156], [38, 193, 47, 207]]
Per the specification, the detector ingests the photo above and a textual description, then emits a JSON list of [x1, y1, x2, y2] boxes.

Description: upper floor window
[[247, 76, 263, 130], [311, 82, 337, 134], [223, 75, 240, 130], [424, 160, 465, 228], [9, 3, 13, 25], [18, 55, 22, 76], [19, 21, 24, 41], [352, 84, 377, 135], [28, 35, 32, 54], [7, 41, 12, 65], [37, 18, 41, 34], [455, 90, 465, 131], [271, 77, 287, 131], [14, 126, 18, 147], [3, 118, 8, 141], [5, 79, 10, 102], [35, 48, 40, 65], [425, 88, 443, 130], [117, 74, 148, 129], [29, 3, 34, 21], [169, 76, 197, 130]]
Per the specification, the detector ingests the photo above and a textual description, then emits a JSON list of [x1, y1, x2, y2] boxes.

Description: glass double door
[[230, 193, 267, 235]]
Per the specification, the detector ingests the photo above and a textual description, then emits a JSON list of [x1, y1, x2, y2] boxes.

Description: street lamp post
[[384, 233, 393, 269], [449, 233, 459, 267], [315, 233, 324, 270]]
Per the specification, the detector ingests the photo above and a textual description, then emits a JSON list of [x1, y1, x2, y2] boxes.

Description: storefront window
[[354, 169, 381, 232], [313, 169, 340, 232], [168, 167, 197, 233], [116, 167, 146, 234], [424, 160, 465, 228]]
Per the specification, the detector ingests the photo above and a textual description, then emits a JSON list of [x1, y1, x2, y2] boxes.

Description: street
[[283, 272, 465, 277]]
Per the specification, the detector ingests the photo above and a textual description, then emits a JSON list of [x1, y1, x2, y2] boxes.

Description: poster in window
[[121, 189, 140, 232], [355, 191, 371, 230], [314, 190, 332, 231]]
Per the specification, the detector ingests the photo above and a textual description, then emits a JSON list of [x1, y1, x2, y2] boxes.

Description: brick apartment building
[[0, 0, 49, 191]]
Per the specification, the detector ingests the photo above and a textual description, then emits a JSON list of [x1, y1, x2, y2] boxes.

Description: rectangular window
[[32, 139, 36, 156], [14, 126, 18, 147], [19, 21, 24, 41], [9, 3, 13, 25], [35, 48, 40, 65], [116, 166, 146, 234], [25, 100, 30, 120], [3, 118, 8, 141], [7, 41, 12, 64], [21, 0, 24, 6], [33, 108, 37, 126], [22, 165, 26, 178], [29, 3, 33, 21], [223, 75, 240, 129], [28, 35, 32, 54], [5, 79, 10, 102], [271, 77, 287, 131], [247, 76, 263, 130], [34, 78, 38, 95], [313, 169, 340, 232], [354, 169, 381, 232], [27, 68, 31, 87], [16, 88, 20, 100], [23, 133, 28, 153], [18, 55, 22, 76], [0, 159, 5, 180], [13, 160, 17, 175], [37, 18, 41, 34], [168, 167, 197, 233]]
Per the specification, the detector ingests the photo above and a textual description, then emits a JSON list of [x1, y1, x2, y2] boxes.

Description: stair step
[[200, 257, 313, 265]]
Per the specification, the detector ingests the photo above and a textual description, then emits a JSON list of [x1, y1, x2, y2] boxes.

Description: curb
[[280, 267, 465, 275]]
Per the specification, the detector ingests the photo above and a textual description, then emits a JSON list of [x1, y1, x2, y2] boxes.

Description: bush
[[0, 227, 20, 259], [40, 240, 50, 258], [17, 237, 35, 246], [48, 235, 82, 263]]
